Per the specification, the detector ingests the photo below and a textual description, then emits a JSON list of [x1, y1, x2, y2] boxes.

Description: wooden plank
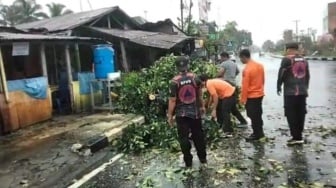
[[40, 43, 48, 77], [0, 91, 52, 131], [14, 91, 52, 128], [65, 45, 74, 113], [74, 44, 81, 72], [0, 93, 19, 132], [0, 47, 9, 102], [53, 45, 59, 83], [72, 81, 81, 113], [119, 41, 129, 72], [107, 16, 111, 28]]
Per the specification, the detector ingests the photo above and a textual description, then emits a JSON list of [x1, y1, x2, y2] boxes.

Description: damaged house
[[16, 6, 194, 71], [0, 28, 106, 134], [0, 7, 194, 134]]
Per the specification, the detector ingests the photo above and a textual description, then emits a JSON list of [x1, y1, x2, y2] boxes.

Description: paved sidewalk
[[0, 113, 144, 188]]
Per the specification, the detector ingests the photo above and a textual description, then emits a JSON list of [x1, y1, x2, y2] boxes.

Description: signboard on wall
[[195, 39, 204, 48], [199, 24, 209, 36], [12, 42, 29, 56]]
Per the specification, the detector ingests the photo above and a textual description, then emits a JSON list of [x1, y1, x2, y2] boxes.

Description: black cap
[[285, 42, 299, 50], [175, 56, 189, 72]]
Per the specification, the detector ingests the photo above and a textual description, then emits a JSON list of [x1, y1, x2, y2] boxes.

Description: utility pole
[[180, 0, 184, 31], [312, 29, 317, 43], [87, 0, 93, 10], [79, 0, 83, 11], [293, 20, 300, 42], [187, 0, 193, 35], [144, 10, 148, 20]]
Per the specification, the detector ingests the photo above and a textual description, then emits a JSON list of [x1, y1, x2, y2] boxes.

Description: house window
[[1, 43, 42, 81]]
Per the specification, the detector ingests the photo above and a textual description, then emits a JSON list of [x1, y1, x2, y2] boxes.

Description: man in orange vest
[[199, 75, 237, 138], [239, 49, 266, 141]]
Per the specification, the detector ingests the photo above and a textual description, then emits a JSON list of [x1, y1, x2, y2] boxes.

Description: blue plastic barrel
[[93, 45, 115, 79]]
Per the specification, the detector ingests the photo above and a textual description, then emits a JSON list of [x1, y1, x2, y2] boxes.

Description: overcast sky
[[2, 0, 334, 46]]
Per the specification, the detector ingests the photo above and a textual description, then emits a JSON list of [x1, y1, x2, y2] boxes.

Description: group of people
[[167, 42, 310, 168]]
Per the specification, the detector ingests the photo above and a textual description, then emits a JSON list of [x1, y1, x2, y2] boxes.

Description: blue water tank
[[93, 45, 115, 79]]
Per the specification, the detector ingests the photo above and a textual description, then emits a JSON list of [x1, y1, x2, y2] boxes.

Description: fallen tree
[[114, 55, 240, 153]]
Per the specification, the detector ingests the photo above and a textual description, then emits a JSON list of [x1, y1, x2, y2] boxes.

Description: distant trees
[[46, 3, 73, 18], [283, 30, 293, 43], [202, 21, 253, 57], [215, 21, 252, 52], [0, 0, 73, 26], [262, 40, 275, 52]]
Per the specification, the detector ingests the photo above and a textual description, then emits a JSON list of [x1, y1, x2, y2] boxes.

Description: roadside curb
[[49, 115, 144, 188], [65, 116, 145, 187], [83, 115, 145, 154], [0, 113, 145, 188], [270, 54, 336, 61]]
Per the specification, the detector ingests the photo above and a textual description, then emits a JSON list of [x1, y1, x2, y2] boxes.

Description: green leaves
[[117, 54, 218, 121], [216, 167, 241, 176], [136, 176, 157, 188], [115, 54, 232, 154]]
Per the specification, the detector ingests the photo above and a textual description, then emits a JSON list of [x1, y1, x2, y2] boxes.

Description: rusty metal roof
[[0, 32, 106, 43], [16, 7, 118, 32], [87, 27, 192, 49]]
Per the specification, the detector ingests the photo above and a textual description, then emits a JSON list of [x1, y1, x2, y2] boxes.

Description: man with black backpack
[[277, 42, 310, 146], [167, 56, 207, 168]]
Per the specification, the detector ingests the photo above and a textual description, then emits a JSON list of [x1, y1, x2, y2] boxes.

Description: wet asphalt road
[[81, 55, 336, 188]]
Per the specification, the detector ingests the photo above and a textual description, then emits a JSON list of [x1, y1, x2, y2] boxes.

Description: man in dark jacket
[[167, 56, 207, 168], [277, 42, 310, 145]]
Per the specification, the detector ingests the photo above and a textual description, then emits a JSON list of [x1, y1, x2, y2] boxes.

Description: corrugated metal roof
[[0, 27, 25, 33], [88, 27, 192, 49], [0, 32, 105, 43], [132, 16, 148, 25], [16, 7, 117, 32], [141, 19, 187, 36]]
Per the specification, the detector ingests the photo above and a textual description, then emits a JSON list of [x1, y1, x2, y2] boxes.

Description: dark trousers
[[176, 117, 207, 167], [232, 88, 247, 124], [246, 97, 264, 138], [216, 95, 235, 133], [226, 82, 247, 124], [284, 95, 307, 140]]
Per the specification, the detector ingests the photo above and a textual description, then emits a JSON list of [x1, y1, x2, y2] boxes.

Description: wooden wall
[[0, 90, 52, 133]]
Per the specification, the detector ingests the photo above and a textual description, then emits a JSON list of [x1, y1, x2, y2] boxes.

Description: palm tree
[[0, 5, 21, 26], [12, 0, 48, 24], [46, 3, 73, 18]]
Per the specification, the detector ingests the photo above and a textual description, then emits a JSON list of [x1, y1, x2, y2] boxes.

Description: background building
[[323, 2, 336, 34]]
